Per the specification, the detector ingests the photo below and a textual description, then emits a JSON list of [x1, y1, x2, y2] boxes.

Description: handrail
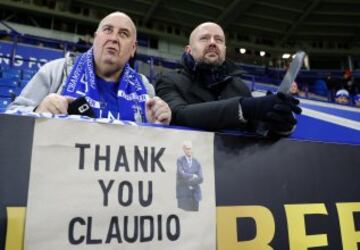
[[0, 20, 20, 35]]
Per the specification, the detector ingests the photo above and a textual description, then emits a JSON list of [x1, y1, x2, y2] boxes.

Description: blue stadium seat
[[7, 68, 22, 75], [22, 69, 37, 80], [22, 73, 34, 80], [309, 79, 328, 97], [0, 65, 10, 71], [0, 79, 18, 88], [22, 69, 37, 75], [0, 86, 20, 98], [19, 79, 29, 88], [2, 70, 21, 80], [0, 97, 11, 111]]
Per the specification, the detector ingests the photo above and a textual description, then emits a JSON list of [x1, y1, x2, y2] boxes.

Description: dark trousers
[[177, 198, 199, 211]]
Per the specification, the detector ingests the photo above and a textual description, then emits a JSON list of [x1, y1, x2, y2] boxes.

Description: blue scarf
[[62, 48, 148, 122]]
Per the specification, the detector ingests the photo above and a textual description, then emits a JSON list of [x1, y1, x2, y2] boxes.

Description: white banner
[[24, 118, 216, 250]]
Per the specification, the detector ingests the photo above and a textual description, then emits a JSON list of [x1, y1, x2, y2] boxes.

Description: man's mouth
[[205, 48, 219, 56], [205, 51, 218, 57], [105, 47, 119, 54]]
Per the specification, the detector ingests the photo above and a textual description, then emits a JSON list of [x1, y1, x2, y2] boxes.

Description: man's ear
[[93, 31, 97, 39], [185, 45, 191, 54], [131, 42, 137, 57]]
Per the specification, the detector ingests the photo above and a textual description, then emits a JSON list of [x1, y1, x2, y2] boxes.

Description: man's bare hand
[[35, 94, 74, 114], [146, 96, 172, 125]]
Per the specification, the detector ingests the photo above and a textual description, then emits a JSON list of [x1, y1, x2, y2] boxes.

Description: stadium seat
[[19, 79, 29, 88], [2, 69, 21, 80], [22, 69, 37, 80], [0, 97, 11, 111], [22, 69, 37, 75], [22, 73, 33, 80], [0, 86, 20, 98], [309, 79, 328, 97], [0, 79, 18, 88]]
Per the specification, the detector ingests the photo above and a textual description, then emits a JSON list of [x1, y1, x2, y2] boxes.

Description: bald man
[[156, 22, 301, 135], [8, 12, 171, 125]]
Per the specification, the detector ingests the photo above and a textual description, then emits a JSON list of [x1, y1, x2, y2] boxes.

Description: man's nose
[[209, 37, 216, 45], [109, 32, 119, 43]]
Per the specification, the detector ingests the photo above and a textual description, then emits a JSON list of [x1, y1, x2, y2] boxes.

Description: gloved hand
[[240, 92, 302, 133]]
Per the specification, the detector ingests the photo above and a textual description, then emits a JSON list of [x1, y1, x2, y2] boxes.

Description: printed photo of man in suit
[[176, 141, 203, 211]]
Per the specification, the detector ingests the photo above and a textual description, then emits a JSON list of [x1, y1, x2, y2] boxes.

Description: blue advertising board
[[0, 41, 63, 70]]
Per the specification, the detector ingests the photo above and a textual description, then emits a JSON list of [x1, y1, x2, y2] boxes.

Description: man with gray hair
[[156, 22, 301, 134], [8, 12, 171, 124], [176, 141, 203, 211]]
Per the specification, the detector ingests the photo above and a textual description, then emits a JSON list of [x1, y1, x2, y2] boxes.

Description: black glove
[[240, 92, 302, 133]]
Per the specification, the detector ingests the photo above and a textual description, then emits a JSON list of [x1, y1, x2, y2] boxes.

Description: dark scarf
[[182, 52, 233, 90]]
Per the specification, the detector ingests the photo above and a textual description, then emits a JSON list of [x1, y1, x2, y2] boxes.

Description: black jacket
[[155, 61, 252, 131]]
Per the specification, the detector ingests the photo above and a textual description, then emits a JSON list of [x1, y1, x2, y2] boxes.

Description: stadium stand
[[0, 27, 359, 111]]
